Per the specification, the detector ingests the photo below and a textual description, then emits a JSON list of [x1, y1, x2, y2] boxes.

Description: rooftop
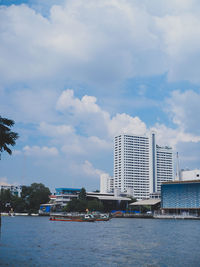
[[129, 199, 161, 206], [55, 188, 81, 192], [87, 194, 131, 201], [162, 180, 200, 185]]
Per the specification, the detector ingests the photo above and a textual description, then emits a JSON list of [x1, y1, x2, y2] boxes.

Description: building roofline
[[55, 188, 81, 191], [162, 180, 200, 185]]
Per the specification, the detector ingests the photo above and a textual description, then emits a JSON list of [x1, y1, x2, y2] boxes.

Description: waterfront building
[[114, 132, 174, 200], [39, 188, 81, 214], [161, 180, 200, 215], [87, 191, 131, 212], [129, 198, 161, 213], [55, 188, 81, 208], [0, 184, 22, 197]]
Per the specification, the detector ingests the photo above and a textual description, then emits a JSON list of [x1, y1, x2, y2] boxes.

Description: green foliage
[[11, 195, 26, 213], [21, 183, 51, 213], [0, 189, 25, 212], [65, 198, 104, 213], [0, 189, 12, 212], [78, 188, 87, 200], [64, 199, 87, 212], [0, 116, 19, 159], [87, 200, 104, 212], [0, 183, 51, 213]]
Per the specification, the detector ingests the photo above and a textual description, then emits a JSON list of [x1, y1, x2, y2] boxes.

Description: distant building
[[0, 184, 22, 197], [114, 132, 174, 200], [87, 191, 132, 212], [100, 173, 114, 193], [156, 145, 174, 192], [39, 188, 81, 214], [161, 180, 200, 215], [54, 188, 81, 208], [180, 169, 200, 181]]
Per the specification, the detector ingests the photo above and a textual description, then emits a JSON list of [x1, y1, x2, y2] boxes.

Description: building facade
[[100, 173, 114, 193], [54, 188, 81, 208], [180, 169, 200, 181], [114, 133, 174, 200], [156, 145, 174, 192], [161, 181, 200, 215]]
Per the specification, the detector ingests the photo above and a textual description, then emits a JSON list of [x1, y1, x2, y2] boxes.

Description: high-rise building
[[114, 133, 174, 200], [156, 145, 174, 192]]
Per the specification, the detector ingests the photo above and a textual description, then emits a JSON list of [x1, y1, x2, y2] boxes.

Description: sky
[[1, 0, 200, 192]]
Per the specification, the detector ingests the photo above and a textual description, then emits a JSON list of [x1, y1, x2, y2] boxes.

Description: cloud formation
[[23, 145, 59, 157], [1, 0, 200, 87], [1, 0, 200, 188]]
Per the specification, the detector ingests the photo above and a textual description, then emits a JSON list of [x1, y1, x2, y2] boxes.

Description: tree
[[0, 189, 12, 212], [21, 183, 51, 213], [87, 200, 104, 212], [0, 116, 19, 159], [64, 198, 87, 212], [0, 188, 26, 212], [78, 188, 87, 200]]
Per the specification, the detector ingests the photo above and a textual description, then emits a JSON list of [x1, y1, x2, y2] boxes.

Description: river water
[[0, 216, 199, 267]]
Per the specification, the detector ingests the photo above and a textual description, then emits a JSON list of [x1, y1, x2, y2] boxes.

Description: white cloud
[[56, 89, 147, 139], [108, 113, 147, 137], [2, 0, 200, 86], [39, 122, 74, 137], [23, 145, 59, 157], [80, 160, 103, 177], [165, 90, 200, 134], [56, 89, 101, 114], [151, 123, 200, 148]]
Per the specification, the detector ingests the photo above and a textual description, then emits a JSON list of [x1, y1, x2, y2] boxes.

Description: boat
[[49, 213, 96, 222], [95, 214, 110, 221]]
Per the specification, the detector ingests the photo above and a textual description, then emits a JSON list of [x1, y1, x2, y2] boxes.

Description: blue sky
[[1, 0, 200, 192]]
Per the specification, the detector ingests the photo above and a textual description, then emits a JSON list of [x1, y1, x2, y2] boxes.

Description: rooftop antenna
[[176, 152, 181, 181]]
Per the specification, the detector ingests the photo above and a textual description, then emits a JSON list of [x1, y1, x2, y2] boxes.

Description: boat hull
[[49, 216, 95, 222]]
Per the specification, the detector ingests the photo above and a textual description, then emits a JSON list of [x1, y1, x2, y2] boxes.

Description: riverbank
[[0, 212, 39, 216], [154, 214, 200, 220], [111, 213, 200, 220]]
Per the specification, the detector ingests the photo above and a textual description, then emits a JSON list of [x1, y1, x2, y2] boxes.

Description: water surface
[[0, 216, 199, 266]]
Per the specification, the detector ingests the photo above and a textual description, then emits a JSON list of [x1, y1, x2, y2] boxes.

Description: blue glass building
[[161, 181, 200, 215]]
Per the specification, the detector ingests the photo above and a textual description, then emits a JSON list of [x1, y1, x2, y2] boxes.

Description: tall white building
[[114, 133, 174, 200], [156, 145, 174, 192]]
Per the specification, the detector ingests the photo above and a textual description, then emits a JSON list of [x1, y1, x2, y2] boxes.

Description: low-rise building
[[161, 180, 200, 216], [54, 188, 81, 208], [0, 184, 22, 197], [180, 169, 200, 181], [39, 188, 81, 214]]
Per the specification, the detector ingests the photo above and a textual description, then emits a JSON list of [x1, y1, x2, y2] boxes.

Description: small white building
[[180, 169, 200, 181], [100, 173, 114, 194], [0, 184, 22, 197]]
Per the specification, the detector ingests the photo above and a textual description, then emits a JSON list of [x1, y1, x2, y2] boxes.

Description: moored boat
[[49, 213, 95, 222]]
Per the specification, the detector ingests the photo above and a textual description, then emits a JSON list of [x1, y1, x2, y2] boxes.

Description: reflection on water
[[0, 216, 199, 267]]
